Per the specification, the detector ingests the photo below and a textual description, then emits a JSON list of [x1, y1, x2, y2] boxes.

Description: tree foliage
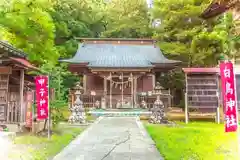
[[51, 0, 106, 58], [153, 0, 240, 106], [1, 0, 239, 108], [101, 0, 153, 38], [0, 0, 59, 64]]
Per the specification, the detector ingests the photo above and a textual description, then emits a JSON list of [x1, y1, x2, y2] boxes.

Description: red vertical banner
[[220, 61, 238, 132], [25, 91, 33, 128], [35, 76, 49, 120]]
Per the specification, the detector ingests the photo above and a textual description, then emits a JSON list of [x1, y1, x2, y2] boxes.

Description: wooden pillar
[[110, 72, 112, 108], [121, 72, 124, 107], [134, 76, 137, 108], [20, 70, 25, 122], [131, 73, 134, 107], [152, 73, 155, 90], [185, 73, 189, 124], [103, 76, 107, 109], [83, 75, 87, 94]]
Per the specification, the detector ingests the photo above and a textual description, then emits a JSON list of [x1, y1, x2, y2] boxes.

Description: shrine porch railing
[[68, 92, 172, 109]]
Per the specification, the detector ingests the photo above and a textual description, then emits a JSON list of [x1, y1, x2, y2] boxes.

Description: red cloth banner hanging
[[220, 61, 238, 132], [35, 76, 49, 120]]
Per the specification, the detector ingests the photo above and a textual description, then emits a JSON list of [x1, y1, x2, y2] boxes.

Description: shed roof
[[0, 40, 38, 70], [0, 40, 26, 58], [182, 67, 219, 74], [60, 40, 180, 68]]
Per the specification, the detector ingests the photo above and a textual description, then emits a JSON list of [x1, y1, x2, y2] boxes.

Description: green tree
[[0, 0, 59, 64], [152, 0, 225, 67], [152, 0, 227, 107], [51, 0, 107, 58], [101, 0, 152, 38]]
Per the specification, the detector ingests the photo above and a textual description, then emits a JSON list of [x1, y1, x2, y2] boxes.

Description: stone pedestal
[[149, 96, 166, 124], [68, 82, 86, 124]]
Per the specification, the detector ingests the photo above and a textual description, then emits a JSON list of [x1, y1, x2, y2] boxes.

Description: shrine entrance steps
[[88, 108, 151, 117]]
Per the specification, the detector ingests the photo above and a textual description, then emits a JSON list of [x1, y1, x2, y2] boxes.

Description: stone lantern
[[95, 100, 100, 109], [154, 82, 163, 95], [149, 82, 168, 124], [68, 82, 86, 124], [141, 100, 147, 109]]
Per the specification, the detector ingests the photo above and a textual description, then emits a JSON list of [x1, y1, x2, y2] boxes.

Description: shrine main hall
[[60, 38, 180, 109]]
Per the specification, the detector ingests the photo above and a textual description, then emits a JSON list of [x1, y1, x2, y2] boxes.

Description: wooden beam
[[90, 68, 152, 72], [0, 66, 12, 74]]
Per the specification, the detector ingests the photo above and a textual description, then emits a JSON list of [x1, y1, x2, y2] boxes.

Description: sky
[[146, 0, 154, 8]]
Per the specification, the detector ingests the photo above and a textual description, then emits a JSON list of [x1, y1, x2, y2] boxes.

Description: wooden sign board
[[186, 74, 219, 108], [0, 66, 12, 74]]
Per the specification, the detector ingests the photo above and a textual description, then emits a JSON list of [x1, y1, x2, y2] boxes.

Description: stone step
[[88, 111, 151, 117]]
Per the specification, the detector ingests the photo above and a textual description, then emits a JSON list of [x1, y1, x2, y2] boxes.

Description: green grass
[[13, 126, 83, 160], [145, 122, 239, 160]]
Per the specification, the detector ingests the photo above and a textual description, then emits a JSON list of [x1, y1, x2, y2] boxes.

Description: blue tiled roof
[[60, 43, 179, 68]]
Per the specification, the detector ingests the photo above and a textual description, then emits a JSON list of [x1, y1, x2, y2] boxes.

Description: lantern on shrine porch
[[154, 82, 163, 95]]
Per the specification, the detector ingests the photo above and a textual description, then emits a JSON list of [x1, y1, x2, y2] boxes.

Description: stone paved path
[[53, 117, 163, 160]]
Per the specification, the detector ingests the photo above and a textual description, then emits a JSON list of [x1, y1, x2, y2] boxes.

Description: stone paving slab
[[53, 117, 163, 160]]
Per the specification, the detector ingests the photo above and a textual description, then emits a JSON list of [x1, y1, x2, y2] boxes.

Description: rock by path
[[53, 117, 163, 160]]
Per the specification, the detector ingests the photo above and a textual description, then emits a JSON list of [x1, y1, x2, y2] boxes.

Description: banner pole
[[233, 63, 240, 155], [48, 75, 51, 140]]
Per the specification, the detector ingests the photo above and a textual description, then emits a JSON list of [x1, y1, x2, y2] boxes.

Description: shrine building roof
[[59, 38, 180, 68]]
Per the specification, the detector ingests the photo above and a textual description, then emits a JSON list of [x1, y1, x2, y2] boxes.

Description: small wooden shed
[[0, 41, 37, 126], [183, 68, 221, 123], [183, 66, 240, 123]]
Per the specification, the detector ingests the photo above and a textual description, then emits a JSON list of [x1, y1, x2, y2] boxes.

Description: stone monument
[[68, 82, 86, 124], [149, 82, 168, 124]]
